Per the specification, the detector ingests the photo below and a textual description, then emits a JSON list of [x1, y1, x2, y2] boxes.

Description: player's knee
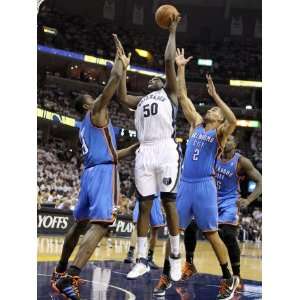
[[219, 224, 238, 246], [185, 221, 198, 239], [139, 199, 153, 214], [161, 192, 176, 203]]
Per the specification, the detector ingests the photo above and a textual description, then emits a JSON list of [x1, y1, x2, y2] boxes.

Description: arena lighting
[[43, 26, 57, 35], [237, 120, 261, 128], [230, 80, 262, 88], [135, 48, 151, 59], [245, 105, 253, 110], [197, 59, 213, 67], [37, 45, 166, 79]]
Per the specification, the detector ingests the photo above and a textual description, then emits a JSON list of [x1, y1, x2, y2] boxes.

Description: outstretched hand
[[112, 33, 131, 69], [206, 74, 217, 98], [169, 14, 181, 33], [175, 48, 193, 67]]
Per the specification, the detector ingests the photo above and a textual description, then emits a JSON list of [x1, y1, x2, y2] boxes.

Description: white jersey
[[134, 88, 177, 143]]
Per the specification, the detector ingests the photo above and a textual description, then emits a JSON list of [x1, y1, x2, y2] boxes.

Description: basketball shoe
[[126, 258, 150, 279], [54, 274, 81, 300], [217, 276, 240, 300], [153, 274, 172, 297], [181, 261, 197, 281]]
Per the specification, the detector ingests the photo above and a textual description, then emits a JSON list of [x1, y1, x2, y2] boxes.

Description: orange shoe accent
[[181, 262, 197, 281]]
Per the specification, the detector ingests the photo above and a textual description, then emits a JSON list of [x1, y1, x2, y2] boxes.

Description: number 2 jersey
[[134, 88, 177, 143], [79, 112, 117, 168], [181, 124, 222, 181]]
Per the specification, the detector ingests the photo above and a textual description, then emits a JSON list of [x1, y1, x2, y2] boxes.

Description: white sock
[[169, 234, 180, 257], [137, 237, 148, 259]]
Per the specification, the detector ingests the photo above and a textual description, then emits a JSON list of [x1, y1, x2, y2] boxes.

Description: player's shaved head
[[75, 94, 94, 115]]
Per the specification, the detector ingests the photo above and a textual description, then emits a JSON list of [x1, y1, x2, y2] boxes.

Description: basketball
[[155, 5, 180, 29]]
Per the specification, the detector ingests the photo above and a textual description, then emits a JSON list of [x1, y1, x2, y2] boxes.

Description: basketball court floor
[[37, 236, 262, 299]]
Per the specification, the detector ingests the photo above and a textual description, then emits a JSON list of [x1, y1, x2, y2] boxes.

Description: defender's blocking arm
[[117, 143, 140, 160], [113, 35, 141, 109], [175, 48, 203, 133], [206, 74, 237, 145], [238, 156, 262, 208], [92, 35, 124, 116], [164, 15, 181, 104]]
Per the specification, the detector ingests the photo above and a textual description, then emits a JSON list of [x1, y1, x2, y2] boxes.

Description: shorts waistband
[[84, 162, 117, 169], [180, 176, 214, 183], [139, 138, 176, 146]]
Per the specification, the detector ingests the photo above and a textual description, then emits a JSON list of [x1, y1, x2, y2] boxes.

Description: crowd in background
[[37, 6, 261, 242], [38, 7, 261, 82]]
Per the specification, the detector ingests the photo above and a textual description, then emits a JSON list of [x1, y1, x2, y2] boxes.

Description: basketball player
[[114, 17, 182, 281], [124, 194, 165, 269], [52, 35, 136, 300], [181, 135, 262, 291], [164, 48, 239, 300]]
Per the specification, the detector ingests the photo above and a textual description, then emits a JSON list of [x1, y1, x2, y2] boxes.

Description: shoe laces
[[71, 276, 81, 296], [156, 275, 169, 288], [219, 279, 229, 294]]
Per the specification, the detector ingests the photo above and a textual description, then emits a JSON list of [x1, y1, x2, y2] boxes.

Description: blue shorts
[[176, 177, 218, 232], [74, 164, 117, 224], [133, 196, 165, 227], [218, 196, 239, 225]]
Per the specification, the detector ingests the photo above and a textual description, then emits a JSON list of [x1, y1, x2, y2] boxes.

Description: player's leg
[[147, 195, 166, 269], [218, 201, 243, 290], [193, 178, 239, 300], [127, 155, 156, 279], [158, 145, 182, 282], [181, 219, 198, 280], [154, 181, 192, 296], [124, 201, 139, 263], [219, 224, 241, 278], [51, 172, 90, 287], [124, 224, 137, 263], [55, 164, 116, 300], [51, 221, 88, 285]]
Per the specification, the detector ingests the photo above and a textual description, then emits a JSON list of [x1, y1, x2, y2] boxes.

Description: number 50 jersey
[[134, 88, 177, 143]]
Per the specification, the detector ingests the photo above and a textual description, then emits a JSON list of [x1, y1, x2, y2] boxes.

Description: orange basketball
[[155, 5, 180, 29]]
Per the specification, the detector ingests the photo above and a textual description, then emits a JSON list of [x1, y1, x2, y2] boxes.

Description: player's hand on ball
[[175, 48, 193, 66], [237, 198, 250, 209], [206, 74, 217, 98], [169, 15, 181, 32]]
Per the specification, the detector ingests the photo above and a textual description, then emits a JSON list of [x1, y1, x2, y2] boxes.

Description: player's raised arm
[[206, 74, 237, 145], [91, 34, 124, 126], [117, 143, 140, 160], [238, 156, 262, 209], [112, 35, 141, 110], [175, 48, 203, 133], [164, 15, 181, 105]]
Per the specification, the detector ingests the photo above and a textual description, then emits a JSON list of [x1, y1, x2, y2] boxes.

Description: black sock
[[56, 260, 68, 273], [128, 246, 135, 256], [232, 263, 240, 277], [67, 265, 81, 277], [220, 263, 232, 279], [147, 249, 154, 260], [162, 259, 170, 277], [186, 251, 194, 264]]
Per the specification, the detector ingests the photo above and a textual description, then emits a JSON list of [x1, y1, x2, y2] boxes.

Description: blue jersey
[[215, 153, 241, 199], [182, 125, 221, 180], [79, 112, 117, 168]]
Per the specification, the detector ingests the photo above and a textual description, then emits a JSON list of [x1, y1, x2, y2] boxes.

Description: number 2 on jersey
[[143, 103, 158, 117], [192, 148, 200, 160]]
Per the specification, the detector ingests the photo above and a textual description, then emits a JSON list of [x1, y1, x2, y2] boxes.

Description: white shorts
[[135, 139, 181, 197]]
